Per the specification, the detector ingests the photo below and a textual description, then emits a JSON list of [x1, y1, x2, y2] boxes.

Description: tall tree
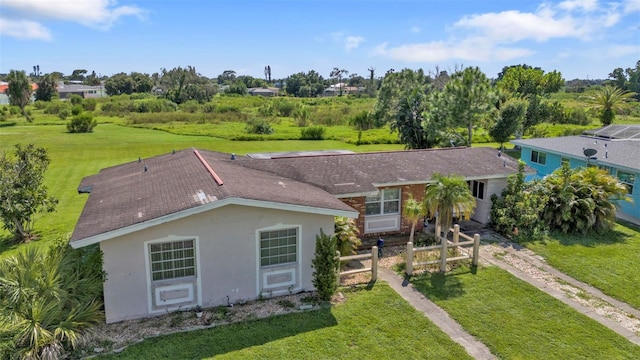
[[160, 66, 216, 104], [490, 98, 528, 149], [35, 73, 59, 101], [373, 68, 428, 126], [589, 85, 636, 125], [444, 66, 496, 146], [423, 174, 476, 240], [6, 70, 33, 122], [330, 67, 349, 96], [389, 86, 446, 149], [0, 144, 58, 242]]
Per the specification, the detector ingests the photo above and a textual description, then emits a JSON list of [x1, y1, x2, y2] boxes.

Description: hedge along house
[[70, 149, 357, 323], [234, 147, 525, 236], [511, 125, 640, 225]]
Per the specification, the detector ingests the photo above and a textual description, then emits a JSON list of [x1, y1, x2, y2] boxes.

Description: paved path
[[378, 268, 497, 360]]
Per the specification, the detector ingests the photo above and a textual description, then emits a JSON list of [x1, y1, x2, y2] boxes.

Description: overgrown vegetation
[[334, 216, 361, 257], [0, 239, 105, 358]]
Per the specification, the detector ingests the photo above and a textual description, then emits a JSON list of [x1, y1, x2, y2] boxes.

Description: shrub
[[69, 94, 83, 105], [33, 100, 47, 110], [245, 118, 274, 134], [311, 229, 338, 301], [300, 126, 325, 140], [67, 112, 97, 133], [71, 104, 84, 116], [83, 98, 97, 111], [202, 103, 217, 113], [273, 98, 296, 117], [350, 110, 375, 130], [44, 100, 68, 115], [58, 108, 71, 120], [180, 100, 201, 113]]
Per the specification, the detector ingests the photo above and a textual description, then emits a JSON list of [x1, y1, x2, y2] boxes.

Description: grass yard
[[0, 123, 404, 254], [411, 265, 640, 359], [98, 283, 472, 359], [527, 222, 640, 309]]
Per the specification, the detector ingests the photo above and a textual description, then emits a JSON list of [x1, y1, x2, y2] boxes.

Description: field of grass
[[527, 222, 640, 309], [411, 265, 640, 359], [0, 123, 405, 254], [98, 284, 472, 359]]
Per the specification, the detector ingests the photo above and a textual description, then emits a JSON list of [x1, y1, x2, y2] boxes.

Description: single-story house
[[70, 147, 523, 323], [511, 124, 640, 224], [247, 87, 279, 97], [57, 83, 106, 99], [70, 149, 357, 323], [237, 147, 525, 235]]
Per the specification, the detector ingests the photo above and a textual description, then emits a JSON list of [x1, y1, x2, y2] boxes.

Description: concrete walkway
[[378, 268, 497, 360]]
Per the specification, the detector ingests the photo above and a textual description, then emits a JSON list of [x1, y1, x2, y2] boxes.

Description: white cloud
[[411, 26, 421, 33], [0, 18, 51, 40], [344, 36, 364, 51], [0, 0, 145, 39], [623, 0, 640, 13], [604, 44, 640, 58], [331, 32, 365, 51], [557, 0, 598, 12], [374, 0, 632, 64]]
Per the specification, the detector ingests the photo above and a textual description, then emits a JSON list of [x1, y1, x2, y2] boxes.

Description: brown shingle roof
[[70, 149, 356, 244], [235, 147, 524, 196]]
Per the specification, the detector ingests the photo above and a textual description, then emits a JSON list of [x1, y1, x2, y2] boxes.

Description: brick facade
[[339, 184, 428, 240]]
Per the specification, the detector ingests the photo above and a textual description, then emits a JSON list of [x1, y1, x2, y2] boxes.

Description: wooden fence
[[336, 246, 378, 284], [406, 224, 480, 275]]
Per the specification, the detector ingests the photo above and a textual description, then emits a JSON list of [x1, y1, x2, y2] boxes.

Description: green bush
[[44, 100, 69, 115], [245, 118, 274, 134], [180, 100, 201, 113], [9, 106, 20, 115], [273, 98, 296, 117], [67, 112, 97, 133], [300, 126, 325, 140], [83, 98, 97, 111], [33, 100, 47, 110], [311, 229, 338, 301], [58, 108, 71, 120], [69, 94, 83, 105]]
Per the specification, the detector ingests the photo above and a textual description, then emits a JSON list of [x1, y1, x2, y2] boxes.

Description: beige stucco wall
[[100, 204, 334, 323], [471, 178, 507, 224]]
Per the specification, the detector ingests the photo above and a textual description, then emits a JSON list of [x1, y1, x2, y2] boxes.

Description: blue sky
[[1, 0, 638, 81]]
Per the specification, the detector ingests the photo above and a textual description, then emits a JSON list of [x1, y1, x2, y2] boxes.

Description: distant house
[[322, 84, 364, 97], [70, 147, 523, 323], [247, 87, 279, 97], [57, 82, 106, 99], [0, 81, 38, 105], [511, 125, 640, 224]]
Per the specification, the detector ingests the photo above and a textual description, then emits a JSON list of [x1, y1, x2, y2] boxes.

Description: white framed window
[[260, 228, 298, 267], [530, 150, 546, 165], [467, 180, 486, 200], [618, 170, 635, 194], [365, 188, 400, 216], [149, 239, 196, 281]]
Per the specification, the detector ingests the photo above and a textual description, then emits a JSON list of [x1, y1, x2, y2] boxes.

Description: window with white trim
[[149, 239, 196, 281], [467, 180, 486, 200], [260, 228, 297, 267], [618, 170, 635, 194], [365, 188, 400, 216], [530, 150, 546, 165]]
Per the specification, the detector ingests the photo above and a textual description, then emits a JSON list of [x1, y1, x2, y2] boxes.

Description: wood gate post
[[372, 246, 378, 281], [406, 242, 413, 276], [472, 234, 480, 266]]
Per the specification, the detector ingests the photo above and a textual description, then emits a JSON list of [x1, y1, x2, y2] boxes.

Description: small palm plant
[[588, 85, 636, 125], [403, 194, 425, 244], [334, 216, 361, 257], [0, 242, 104, 358], [423, 173, 476, 241]]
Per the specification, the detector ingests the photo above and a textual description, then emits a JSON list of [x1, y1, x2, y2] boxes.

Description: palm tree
[[403, 193, 425, 244], [6, 69, 33, 122], [423, 174, 476, 241], [334, 216, 361, 257], [589, 85, 636, 125], [0, 245, 104, 358]]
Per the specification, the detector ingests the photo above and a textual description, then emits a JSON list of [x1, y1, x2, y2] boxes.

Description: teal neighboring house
[[511, 125, 640, 225]]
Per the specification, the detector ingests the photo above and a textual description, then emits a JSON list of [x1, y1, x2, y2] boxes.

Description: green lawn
[[411, 265, 640, 359], [98, 284, 472, 359], [0, 123, 404, 254], [527, 222, 640, 309]]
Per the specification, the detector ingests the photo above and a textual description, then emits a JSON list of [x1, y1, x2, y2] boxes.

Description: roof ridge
[[271, 146, 471, 160], [193, 149, 224, 186]]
